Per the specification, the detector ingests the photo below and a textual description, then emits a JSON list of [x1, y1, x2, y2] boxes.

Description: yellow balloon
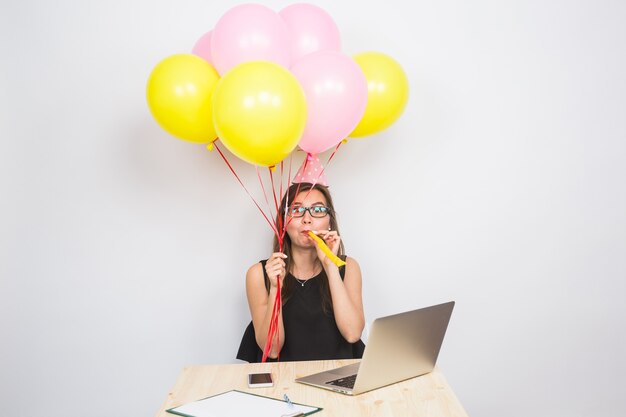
[[213, 61, 307, 167], [146, 54, 220, 143], [349, 52, 409, 137]]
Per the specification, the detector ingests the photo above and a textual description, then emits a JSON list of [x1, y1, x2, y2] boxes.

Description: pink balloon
[[211, 4, 290, 75], [291, 51, 368, 155], [279, 4, 341, 63], [192, 30, 213, 64]]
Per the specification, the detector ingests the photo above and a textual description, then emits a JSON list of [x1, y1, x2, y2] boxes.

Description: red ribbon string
[[212, 143, 343, 363], [268, 168, 281, 228], [256, 166, 279, 237], [262, 276, 282, 362], [213, 142, 278, 237], [280, 155, 295, 243], [213, 144, 282, 362], [262, 230, 283, 362], [279, 161, 285, 231]]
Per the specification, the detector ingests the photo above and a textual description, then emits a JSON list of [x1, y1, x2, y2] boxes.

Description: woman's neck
[[289, 246, 320, 277]]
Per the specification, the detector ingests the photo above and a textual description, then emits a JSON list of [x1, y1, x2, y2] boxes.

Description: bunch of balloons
[[146, 3, 409, 168]]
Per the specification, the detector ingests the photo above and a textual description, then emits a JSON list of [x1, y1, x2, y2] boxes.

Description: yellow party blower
[[307, 231, 347, 267]]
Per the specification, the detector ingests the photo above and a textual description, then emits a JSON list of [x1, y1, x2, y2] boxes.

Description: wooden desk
[[155, 359, 468, 417]]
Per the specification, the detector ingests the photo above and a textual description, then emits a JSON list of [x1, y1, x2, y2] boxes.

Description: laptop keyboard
[[326, 374, 357, 389]]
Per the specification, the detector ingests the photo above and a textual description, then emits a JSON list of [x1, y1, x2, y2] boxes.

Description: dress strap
[[259, 259, 270, 292], [339, 255, 347, 280]]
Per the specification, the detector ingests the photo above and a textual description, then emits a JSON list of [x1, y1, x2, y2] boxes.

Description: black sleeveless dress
[[236, 257, 365, 362]]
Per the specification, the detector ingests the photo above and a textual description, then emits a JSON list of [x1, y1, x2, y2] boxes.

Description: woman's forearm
[[326, 267, 365, 343]]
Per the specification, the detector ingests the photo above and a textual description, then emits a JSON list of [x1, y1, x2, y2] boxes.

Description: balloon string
[[262, 154, 303, 362], [262, 276, 281, 362], [278, 161, 285, 232], [213, 142, 278, 237], [212, 142, 295, 362], [268, 168, 282, 237], [260, 165, 292, 363], [256, 166, 279, 240], [326, 140, 343, 165], [214, 144, 342, 362], [280, 154, 295, 243]]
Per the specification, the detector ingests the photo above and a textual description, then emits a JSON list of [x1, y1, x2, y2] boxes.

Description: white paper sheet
[[167, 390, 321, 417]]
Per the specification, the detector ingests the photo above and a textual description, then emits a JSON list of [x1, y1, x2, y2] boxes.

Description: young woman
[[237, 182, 365, 362]]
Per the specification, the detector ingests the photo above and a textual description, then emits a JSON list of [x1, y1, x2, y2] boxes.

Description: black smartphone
[[247, 372, 274, 388]]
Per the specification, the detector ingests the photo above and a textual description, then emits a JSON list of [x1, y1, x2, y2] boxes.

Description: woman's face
[[286, 189, 332, 249]]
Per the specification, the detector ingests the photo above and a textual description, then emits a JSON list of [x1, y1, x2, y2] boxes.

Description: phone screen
[[248, 372, 273, 387]]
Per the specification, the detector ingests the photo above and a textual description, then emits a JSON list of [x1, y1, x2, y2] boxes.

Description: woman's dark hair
[[272, 182, 344, 313]]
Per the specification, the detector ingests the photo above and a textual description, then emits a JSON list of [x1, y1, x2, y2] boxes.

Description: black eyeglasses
[[288, 205, 330, 218]]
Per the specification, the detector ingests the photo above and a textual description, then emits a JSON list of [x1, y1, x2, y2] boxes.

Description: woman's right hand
[[265, 252, 287, 289]]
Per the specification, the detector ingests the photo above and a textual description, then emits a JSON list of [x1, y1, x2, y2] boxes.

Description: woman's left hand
[[311, 229, 341, 268]]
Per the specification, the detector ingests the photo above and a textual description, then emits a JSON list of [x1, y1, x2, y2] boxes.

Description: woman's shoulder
[[343, 256, 362, 280], [345, 256, 360, 269], [246, 261, 266, 280], [337, 255, 359, 279], [246, 261, 270, 291]]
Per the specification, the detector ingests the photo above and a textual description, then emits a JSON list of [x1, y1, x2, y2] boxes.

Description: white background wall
[[1, 1, 625, 416]]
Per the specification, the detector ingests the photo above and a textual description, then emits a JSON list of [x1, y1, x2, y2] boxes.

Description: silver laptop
[[295, 301, 455, 395]]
